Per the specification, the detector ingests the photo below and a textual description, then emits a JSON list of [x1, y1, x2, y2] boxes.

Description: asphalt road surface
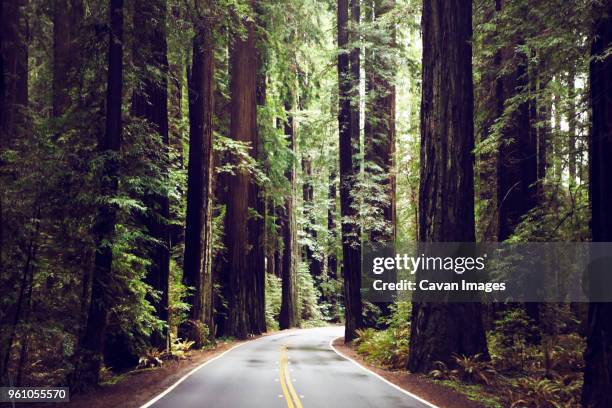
[[142, 326, 436, 408]]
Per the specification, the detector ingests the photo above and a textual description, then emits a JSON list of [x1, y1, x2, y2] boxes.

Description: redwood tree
[[279, 97, 299, 330], [338, 0, 362, 342], [582, 1, 612, 406], [73, 0, 124, 389], [408, 0, 488, 373], [182, 8, 215, 343], [225, 18, 259, 339]]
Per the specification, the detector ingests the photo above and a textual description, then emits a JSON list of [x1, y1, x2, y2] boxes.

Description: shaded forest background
[[0, 0, 611, 407]]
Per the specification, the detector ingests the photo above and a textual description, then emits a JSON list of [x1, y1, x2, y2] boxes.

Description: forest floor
[[332, 338, 486, 408]]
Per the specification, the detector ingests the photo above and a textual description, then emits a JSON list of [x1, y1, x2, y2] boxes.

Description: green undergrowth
[[355, 305, 585, 408]]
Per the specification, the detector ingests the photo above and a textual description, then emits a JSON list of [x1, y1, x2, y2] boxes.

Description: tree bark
[[183, 16, 215, 342], [225, 19, 258, 339], [131, 0, 171, 350], [582, 1, 612, 406], [73, 0, 124, 390], [279, 98, 299, 329], [407, 0, 488, 373], [248, 43, 267, 335], [338, 0, 363, 342]]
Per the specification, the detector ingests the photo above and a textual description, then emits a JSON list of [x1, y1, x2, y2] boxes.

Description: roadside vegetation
[[354, 303, 585, 408]]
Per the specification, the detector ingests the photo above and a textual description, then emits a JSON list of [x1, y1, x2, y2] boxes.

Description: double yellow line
[[280, 344, 303, 408]]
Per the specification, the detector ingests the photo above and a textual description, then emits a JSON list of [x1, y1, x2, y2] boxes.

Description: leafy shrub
[[166, 337, 196, 360], [508, 378, 563, 408], [265, 273, 281, 330], [452, 354, 497, 385], [429, 354, 496, 386], [354, 302, 411, 369], [488, 308, 540, 371], [298, 263, 323, 323]]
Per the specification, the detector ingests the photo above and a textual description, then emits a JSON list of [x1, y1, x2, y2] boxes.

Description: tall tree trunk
[[495, 8, 540, 331], [73, 0, 123, 390], [211, 39, 231, 337], [364, 0, 396, 243], [131, 0, 171, 350], [407, 0, 488, 373], [279, 98, 299, 329], [182, 16, 215, 342], [582, 1, 612, 406], [338, 0, 363, 342], [248, 43, 267, 335], [225, 19, 258, 339]]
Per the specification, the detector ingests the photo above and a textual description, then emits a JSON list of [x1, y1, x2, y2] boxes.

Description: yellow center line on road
[[280, 344, 303, 408]]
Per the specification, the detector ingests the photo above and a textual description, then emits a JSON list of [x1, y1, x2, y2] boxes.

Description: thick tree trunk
[[131, 0, 171, 350], [364, 0, 396, 243], [225, 19, 258, 339], [494, 5, 540, 333], [338, 0, 363, 342], [182, 19, 215, 342], [248, 46, 267, 335], [582, 2, 612, 406], [279, 98, 299, 329], [407, 0, 488, 373], [73, 0, 123, 390]]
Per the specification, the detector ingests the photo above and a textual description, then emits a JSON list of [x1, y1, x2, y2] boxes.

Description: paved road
[[143, 326, 435, 408]]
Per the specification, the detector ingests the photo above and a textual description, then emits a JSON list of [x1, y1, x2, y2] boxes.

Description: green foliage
[[297, 263, 323, 324], [429, 354, 496, 386], [354, 301, 411, 369], [508, 378, 566, 408], [168, 337, 198, 359], [488, 309, 540, 371], [265, 273, 282, 331]]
